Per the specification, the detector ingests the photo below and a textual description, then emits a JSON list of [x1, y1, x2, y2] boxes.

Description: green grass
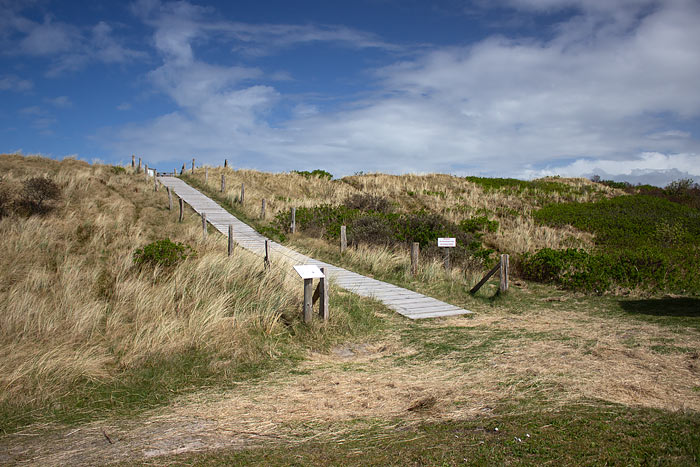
[[153, 402, 700, 465]]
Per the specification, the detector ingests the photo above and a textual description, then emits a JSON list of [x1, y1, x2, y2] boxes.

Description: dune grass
[[0, 154, 384, 434]]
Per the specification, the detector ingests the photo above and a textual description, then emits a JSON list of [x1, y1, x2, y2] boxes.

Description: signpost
[[438, 237, 456, 270], [293, 265, 327, 323]]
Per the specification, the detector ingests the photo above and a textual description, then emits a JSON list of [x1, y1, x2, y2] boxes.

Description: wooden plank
[[470, 262, 501, 294]]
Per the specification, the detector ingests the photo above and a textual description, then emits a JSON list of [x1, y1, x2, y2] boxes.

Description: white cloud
[[45, 95, 72, 108], [105, 0, 700, 178], [0, 74, 32, 91], [116, 102, 132, 111]]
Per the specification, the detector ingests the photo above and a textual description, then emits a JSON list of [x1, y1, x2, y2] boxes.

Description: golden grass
[[0, 154, 310, 408]]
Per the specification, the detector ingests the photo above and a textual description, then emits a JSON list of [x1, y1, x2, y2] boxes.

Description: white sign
[[437, 237, 456, 248], [293, 264, 325, 279]]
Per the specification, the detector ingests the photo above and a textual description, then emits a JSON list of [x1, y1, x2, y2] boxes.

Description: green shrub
[[111, 166, 126, 174], [292, 169, 333, 180], [527, 195, 700, 294], [133, 238, 195, 268], [343, 193, 392, 213]]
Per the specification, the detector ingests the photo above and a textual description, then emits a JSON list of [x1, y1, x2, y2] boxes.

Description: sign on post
[[293, 265, 325, 279], [437, 237, 456, 248], [293, 265, 326, 324]]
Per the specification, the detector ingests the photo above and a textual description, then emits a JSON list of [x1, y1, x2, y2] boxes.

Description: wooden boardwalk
[[158, 177, 473, 320]]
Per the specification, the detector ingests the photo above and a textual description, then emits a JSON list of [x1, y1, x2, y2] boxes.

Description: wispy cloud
[[45, 95, 72, 108], [104, 0, 700, 182], [0, 74, 33, 91]]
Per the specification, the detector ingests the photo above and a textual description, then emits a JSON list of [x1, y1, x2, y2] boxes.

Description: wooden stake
[[138, 157, 142, 173], [261, 199, 266, 219], [340, 225, 347, 253], [303, 278, 313, 324], [205, 167, 208, 184], [470, 262, 501, 295], [291, 207, 296, 234], [181, 163, 185, 175], [228, 224, 234, 256], [173, 169, 176, 176], [167, 186, 172, 210], [240, 183, 245, 204], [179, 197, 184, 222], [144, 164, 148, 182], [131, 154, 135, 168], [499, 254, 509, 293], [264, 239, 270, 269], [411, 242, 419, 275], [224, 159, 228, 168], [443, 247, 450, 270], [221, 174, 225, 193], [319, 267, 329, 321], [201, 212, 207, 241], [153, 171, 158, 191], [191, 158, 195, 174]]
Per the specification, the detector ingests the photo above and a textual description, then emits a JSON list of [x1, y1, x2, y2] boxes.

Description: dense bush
[[525, 195, 700, 294], [275, 203, 496, 265], [111, 166, 126, 174], [343, 193, 392, 213], [17, 177, 61, 215], [133, 238, 195, 268], [0, 181, 15, 219]]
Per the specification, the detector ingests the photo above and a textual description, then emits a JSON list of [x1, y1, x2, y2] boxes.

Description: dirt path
[[2, 307, 698, 466]]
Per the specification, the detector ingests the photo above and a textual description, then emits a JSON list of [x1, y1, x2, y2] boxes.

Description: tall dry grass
[[0, 154, 321, 411], [193, 165, 611, 256]]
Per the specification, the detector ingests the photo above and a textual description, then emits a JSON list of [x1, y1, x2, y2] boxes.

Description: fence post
[[443, 248, 450, 270], [499, 254, 509, 293], [224, 159, 228, 168], [144, 164, 148, 182], [179, 198, 184, 222], [228, 224, 234, 256], [264, 239, 270, 269], [240, 183, 245, 204], [138, 157, 142, 173], [132, 154, 135, 168], [261, 198, 266, 219], [181, 163, 185, 175], [192, 158, 195, 174], [291, 207, 296, 234], [205, 167, 208, 184], [303, 278, 313, 324], [411, 242, 419, 275], [167, 186, 172, 211], [319, 266, 329, 321], [153, 171, 158, 191], [221, 174, 225, 193], [173, 169, 176, 176], [201, 212, 207, 241], [340, 225, 347, 253]]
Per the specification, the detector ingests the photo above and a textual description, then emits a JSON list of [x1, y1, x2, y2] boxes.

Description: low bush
[[292, 169, 333, 180], [343, 193, 392, 213], [133, 238, 195, 268], [17, 176, 61, 215], [525, 195, 700, 294], [111, 165, 126, 174]]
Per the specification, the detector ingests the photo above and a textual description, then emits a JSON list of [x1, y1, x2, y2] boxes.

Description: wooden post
[[167, 187, 172, 210], [144, 164, 148, 182], [228, 224, 234, 256], [201, 212, 207, 241], [340, 225, 347, 253], [138, 157, 142, 173], [443, 248, 450, 270], [181, 163, 185, 175], [173, 169, 176, 176], [470, 262, 502, 295], [411, 242, 419, 276], [153, 171, 158, 191], [179, 197, 184, 222], [290, 207, 296, 234], [221, 174, 225, 193], [261, 199, 266, 219], [303, 278, 313, 324], [264, 239, 270, 269], [205, 167, 208, 184], [240, 183, 245, 204], [131, 154, 135, 168], [224, 159, 228, 168], [191, 158, 195, 174], [319, 267, 329, 321], [499, 254, 509, 293]]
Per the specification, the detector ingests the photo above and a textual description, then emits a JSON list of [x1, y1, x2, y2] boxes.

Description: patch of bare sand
[[2, 308, 698, 466]]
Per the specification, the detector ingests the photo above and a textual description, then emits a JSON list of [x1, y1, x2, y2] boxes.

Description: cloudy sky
[[2, 0, 699, 184]]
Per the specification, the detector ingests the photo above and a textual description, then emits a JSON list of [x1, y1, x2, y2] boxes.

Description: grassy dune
[[0, 154, 381, 433]]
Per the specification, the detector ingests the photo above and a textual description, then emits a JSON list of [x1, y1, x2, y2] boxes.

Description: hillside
[[1, 154, 699, 465]]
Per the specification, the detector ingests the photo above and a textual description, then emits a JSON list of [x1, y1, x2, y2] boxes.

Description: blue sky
[[2, 0, 699, 185]]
